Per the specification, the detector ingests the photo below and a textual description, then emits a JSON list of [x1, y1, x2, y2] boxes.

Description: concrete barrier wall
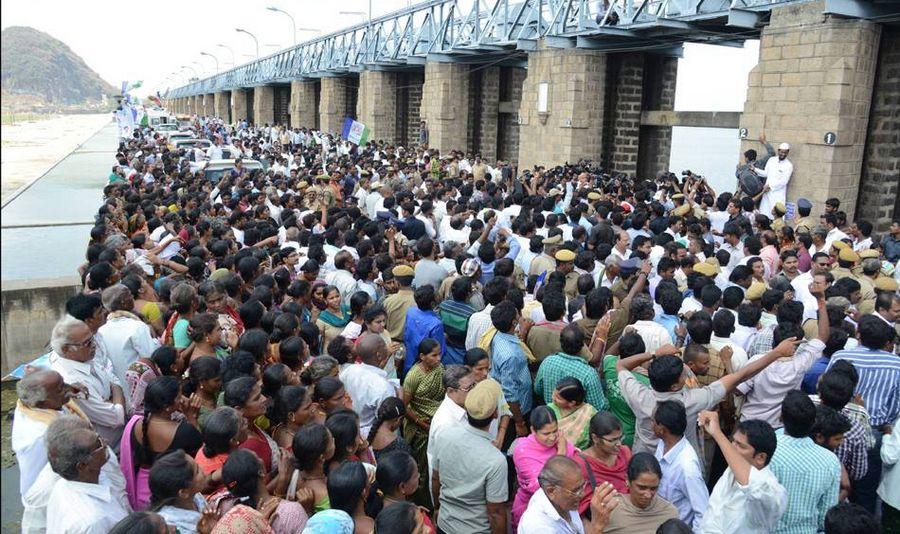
[[1, 277, 81, 375]]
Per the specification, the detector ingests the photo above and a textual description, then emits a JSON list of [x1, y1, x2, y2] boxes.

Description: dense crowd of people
[[11, 112, 900, 534]]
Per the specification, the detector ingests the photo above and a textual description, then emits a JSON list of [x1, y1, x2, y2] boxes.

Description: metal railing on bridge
[[165, 0, 871, 98]]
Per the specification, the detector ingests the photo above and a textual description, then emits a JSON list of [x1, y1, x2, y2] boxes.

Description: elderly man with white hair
[[49, 315, 127, 445], [755, 142, 793, 218], [21, 415, 127, 534], [12, 369, 89, 499], [43, 416, 131, 534], [97, 284, 159, 388]]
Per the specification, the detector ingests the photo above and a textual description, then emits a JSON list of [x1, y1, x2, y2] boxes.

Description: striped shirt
[[769, 431, 840, 534], [827, 347, 900, 426], [439, 299, 476, 365], [534, 352, 608, 411], [491, 332, 533, 415]]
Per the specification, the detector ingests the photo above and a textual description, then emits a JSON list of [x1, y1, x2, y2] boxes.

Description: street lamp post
[[266, 6, 296, 46], [181, 64, 198, 80], [216, 44, 236, 67], [236, 28, 260, 59], [200, 52, 220, 74]]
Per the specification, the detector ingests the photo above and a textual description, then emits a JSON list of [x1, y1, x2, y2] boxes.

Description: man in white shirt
[[518, 456, 619, 534], [324, 251, 359, 306], [653, 401, 708, 530], [339, 334, 397, 436], [756, 142, 793, 219], [13, 370, 86, 499], [427, 365, 476, 473], [698, 411, 787, 533], [611, 231, 631, 263], [631, 295, 673, 354], [45, 416, 131, 534], [48, 316, 127, 445], [97, 285, 159, 388], [22, 415, 127, 534]]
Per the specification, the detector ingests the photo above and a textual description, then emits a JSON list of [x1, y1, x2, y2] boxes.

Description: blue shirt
[[655, 312, 680, 344], [768, 430, 840, 534], [827, 347, 900, 426], [490, 331, 533, 415], [801, 356, 830, 394], [655, 437, 709, 531], [402, 307, 446, 375]]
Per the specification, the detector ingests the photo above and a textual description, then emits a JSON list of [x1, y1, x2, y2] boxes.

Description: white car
[[172, 138, 212, 151], [188, 146, 244, 173], [199, 159, 264, 184], [167, 132, 195, 148]]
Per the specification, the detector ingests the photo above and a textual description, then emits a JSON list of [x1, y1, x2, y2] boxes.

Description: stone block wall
[[497, 66, 527, 165], [253, 86, 276, 126], [858, 27, 900, 233], [358, 70, 398, 143], [637, 55, 677, 180], [420, 62, 470, 153], [517, 46, 606, 171], [231, 89, 249, 124], [214, 91, 231, 123], [739, 0, 881, 220], [290, 80, 318, 130], [603, 53, 645, 174], [394, 72, 425, 147], [274, 86, 291, 126], [467, 66, 500, 162], [320, 76, 348, 135]]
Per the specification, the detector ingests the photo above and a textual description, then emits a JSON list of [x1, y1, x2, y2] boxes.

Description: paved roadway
[[1, 120, 117, 281]]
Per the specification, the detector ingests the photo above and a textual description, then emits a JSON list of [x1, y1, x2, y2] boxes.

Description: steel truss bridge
[[167, 0, 897, 97]]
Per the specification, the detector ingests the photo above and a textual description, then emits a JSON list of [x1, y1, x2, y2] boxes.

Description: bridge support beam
[[215, 91, 231, 123], [231, 89, 249, 125], [420, 62, 470, 153], [357, 70, 397, 143], [740, 0, 881, 220], [320, 77, 348, 136], [192, 95, 201, 116], [290, 80, 318, 130], [254, 86, 276, 126], [517, 46, 606, 171]]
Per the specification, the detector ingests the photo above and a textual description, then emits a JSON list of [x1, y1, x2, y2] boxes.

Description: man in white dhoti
[[755, 142, 793, 218]]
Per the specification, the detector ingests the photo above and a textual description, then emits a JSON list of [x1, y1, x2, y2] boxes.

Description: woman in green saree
[[315, 286, 351, 355], [400, 338, 445, 508], [548, 376, 597, 450]]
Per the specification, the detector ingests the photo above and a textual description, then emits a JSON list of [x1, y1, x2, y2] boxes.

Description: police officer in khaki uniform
[[529, 234, 561, 277], [555, 249, 579, 300]]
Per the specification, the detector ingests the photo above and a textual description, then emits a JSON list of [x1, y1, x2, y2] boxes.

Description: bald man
[[519, 455, 621, 533], [13, 369, 89, 497], [339, 333, 398, 435]]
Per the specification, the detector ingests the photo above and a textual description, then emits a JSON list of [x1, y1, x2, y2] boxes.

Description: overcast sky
[[2, 0, 759, 111]]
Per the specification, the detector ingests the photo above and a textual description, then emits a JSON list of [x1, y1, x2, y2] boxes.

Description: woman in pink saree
[[120, 376, 203, 510], [511, 406, 577, 530]]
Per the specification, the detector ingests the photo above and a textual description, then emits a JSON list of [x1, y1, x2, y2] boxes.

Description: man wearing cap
[[832, 248, 876, 315], [555, 249, 579, 300], [383, 265, 417, 343], [793, 198, 815, 231], [431, 380, 508, 534], [530, 234, 561, 277], [755, 142, 793, 218]]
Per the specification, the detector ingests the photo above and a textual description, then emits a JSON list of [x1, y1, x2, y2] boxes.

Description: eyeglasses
[[600, 434, 623, 445], [456, 381, 477, 392], [92, 436, 108, 455], [66, 336, 96, 349]]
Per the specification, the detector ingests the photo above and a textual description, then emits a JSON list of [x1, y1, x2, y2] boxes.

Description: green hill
[[1, 26, 117, 106]]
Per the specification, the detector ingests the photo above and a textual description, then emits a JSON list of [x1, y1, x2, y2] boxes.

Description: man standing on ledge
[[755, 142, 793, 219]]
